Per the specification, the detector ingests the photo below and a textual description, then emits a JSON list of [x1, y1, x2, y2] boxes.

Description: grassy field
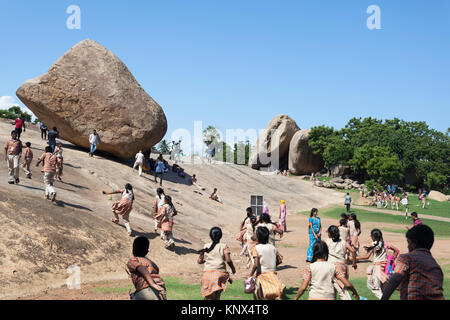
[[90, 275, 450, 300], [297, 206, 450, 238], [361, 193, 450, 219]]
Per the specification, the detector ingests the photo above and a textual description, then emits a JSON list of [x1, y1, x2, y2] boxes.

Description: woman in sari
[[154, 195, 177, 249], [307, 208, 322, 262], [279, 200, 287, 232]]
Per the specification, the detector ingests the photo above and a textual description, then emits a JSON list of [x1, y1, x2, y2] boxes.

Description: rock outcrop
[[16, 39, 167, 159], [428, 190, 448, 202], [288, 129, 324, 175], [248, 114, 300, 170]]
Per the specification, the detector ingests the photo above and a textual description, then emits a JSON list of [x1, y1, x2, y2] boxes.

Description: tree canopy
[[309, 117, 449, 193]]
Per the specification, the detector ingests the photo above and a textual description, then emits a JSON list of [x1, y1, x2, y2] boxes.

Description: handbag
[[244, 276, 257, 294]]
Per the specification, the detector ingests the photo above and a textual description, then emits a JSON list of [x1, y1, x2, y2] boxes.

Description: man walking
[[48, 127, 59, 152], [14, 115, 26, 139], [40, 122, 48, 140], [89, 130, 100, 157], [4, 130, 23, 184], [133, 150, 145, 176], [345, 193, 352, 213]]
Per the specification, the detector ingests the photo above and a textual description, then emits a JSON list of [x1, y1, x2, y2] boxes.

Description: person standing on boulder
[[14, 115, 26, 140], [36, 146, 59, 202], [89, 130, 100, 157], [4, 130, 23, 184], [47, 127, 59, 153], [133, 150, 145, 176]]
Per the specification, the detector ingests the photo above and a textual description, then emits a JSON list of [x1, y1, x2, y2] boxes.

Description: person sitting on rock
[[210, 188, 223, 204], [191, 174, 206, 190]]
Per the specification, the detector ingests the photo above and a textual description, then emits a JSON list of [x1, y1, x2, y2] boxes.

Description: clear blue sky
[[1, 0, 449, 147]]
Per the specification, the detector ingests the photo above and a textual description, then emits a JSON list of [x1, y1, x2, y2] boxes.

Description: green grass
[[360, 193, 450, 219], [297, 206, 450, 238]]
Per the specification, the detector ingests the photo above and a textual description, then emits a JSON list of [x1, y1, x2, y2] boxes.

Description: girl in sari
[[103, 184, 135, 236], [307, 208, 321, 262], [348, 213, 361, 256], [357, 229, 399, 299], [153, 188, 165, 236], [198, 227, 236, 300]]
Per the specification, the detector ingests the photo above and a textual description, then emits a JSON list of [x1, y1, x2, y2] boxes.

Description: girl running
[[357, 229, 399, 299], [294, 241, 359, 300], [153, 188, 165, 235], [348, 213, 361, 256], [238, 208, 254, 257], [155, 195, 177, 249], [255, 213, 283, 247], [307, 208, 321, 262], [54, 142, 64, 182], [326, 226, 357, 300], [249, 226, 285, 300], [198, 227, 236, 300], [103, 184, 135, 236], [279, 200, 287, 232]]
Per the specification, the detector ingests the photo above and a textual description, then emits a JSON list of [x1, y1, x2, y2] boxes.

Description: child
[[198, 227, 236, 300], [209, 188, 223, 204], [190, 174, 206, 191], [326, 226, 357, 300], [238, 208, 254, 256], [154, 195, 177, 249], [249, 226, 285, 300], [255, 213, 283, 247], [22, 142, 33, 179], [153, 188, 165, 235], [348, 213, 361, 256], [54, 142, 64, 181], [357, 229, 399, 299], [279, 200, 287, 232], [402, 193, 409, 219], [381, 224, 444, 300], [294, 241, 359, 300], [406, 212, 423, 230], [36, 146, 59, 202], [133, 150, 145, 176], [103, 184, 135, 236]]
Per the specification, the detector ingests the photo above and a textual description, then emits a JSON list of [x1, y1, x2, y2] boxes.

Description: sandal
[[111, 219, 119, 224]]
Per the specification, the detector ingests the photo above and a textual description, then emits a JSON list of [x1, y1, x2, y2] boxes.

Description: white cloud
[[0, 95, 36, 119]]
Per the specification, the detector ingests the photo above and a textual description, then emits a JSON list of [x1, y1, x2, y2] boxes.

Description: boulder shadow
[[277, 264, 297, 271], [56, 200, 93, 212]]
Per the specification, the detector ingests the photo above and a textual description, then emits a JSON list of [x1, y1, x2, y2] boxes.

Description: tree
[[203, 126, 221, 147], [158, 140, 170, 154]]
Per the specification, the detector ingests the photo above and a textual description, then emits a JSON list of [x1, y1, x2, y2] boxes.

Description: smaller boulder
[[428, 191, 448, 202]]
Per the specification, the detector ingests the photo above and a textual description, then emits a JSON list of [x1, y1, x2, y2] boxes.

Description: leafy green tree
[[158, 140, 170, 154], [203, 126, 221, 147]]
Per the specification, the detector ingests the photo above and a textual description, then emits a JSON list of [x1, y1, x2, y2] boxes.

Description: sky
[[1, 0, 449, 151]]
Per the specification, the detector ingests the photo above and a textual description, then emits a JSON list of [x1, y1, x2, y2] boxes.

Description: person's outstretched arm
[[225, 251, 236, 275]]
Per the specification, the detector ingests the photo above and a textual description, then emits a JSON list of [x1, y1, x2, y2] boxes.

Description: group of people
[[170, 140, 182, 164]]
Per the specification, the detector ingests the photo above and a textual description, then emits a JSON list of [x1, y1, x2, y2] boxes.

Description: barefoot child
[[54, 142, 64, 182], [249, 226, 285, 300], [348, 213, 361, 256], [357, 229, 399, 299], [22, 142, 33, 179], [153, 188, 165, 235], [198, 227, 236, 300], [294, 241, 359, 300], [103, 184, 135, 236], [209, 188, 223, 204], [36, 146, 59, 202], [326, 226, 357, 300], [279, 200, 287, 232]]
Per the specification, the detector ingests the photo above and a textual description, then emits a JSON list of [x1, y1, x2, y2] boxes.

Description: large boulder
[[288, 129, 324, 175], [329, 165, 351, 178], [248, 114, 300, 170], [428, 190, 448, 202], [16, 39, 167, 159]]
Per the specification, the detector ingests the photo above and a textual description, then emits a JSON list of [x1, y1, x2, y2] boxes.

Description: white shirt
[[135, 152, 145, 163], [89, 133, 99, 145]]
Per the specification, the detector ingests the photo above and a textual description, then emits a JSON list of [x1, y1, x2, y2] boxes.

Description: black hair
[[367, 229, 384, 255], [242, 209, 254, 227], [25, 142, 31, 147], [246, 207, 253, 215], [311, 241, 329, 263], [133, 236, 149, 257], [125, 183, 135, 200], [11, 130, 17, 136], [339, 219, 348, 227], [340, 213, 348, 220], [350, 213, 361, 231], [256, 226, 270, 244], [157, 188, 165, 199], [45, 146, 52, 153], [411, 212, 418, 218], [164, 195, 175, 210], [406, 224, 434, 250], [328, 226, 341, 243], [198, 227, 223, 254], [258, 213, 278, 227], [53, 127, 57, 131], [310, 208, 318, 217]]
